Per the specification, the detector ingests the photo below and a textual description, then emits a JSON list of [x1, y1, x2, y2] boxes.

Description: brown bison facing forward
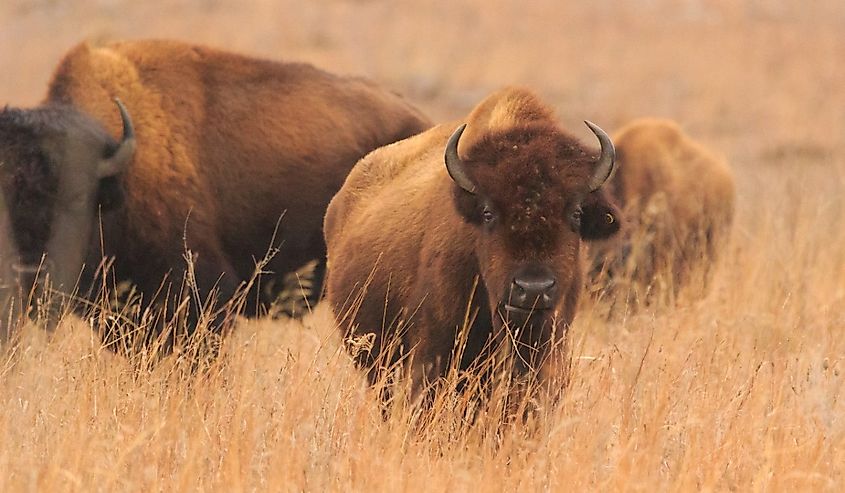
[[586, 118, 735, 304], [325, 87, 621, 400], [0, 39, 430, 345]]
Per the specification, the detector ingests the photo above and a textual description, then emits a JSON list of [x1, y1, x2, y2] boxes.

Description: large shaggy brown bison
[[324, 87, 621, 400], [586, 117, 735, 304], [0, 39, 431, 346]]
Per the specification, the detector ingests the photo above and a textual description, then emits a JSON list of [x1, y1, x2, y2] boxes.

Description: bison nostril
[[514, 277, 556, 294]]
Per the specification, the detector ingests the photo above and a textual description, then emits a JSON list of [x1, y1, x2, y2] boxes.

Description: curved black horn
[[444, 124, 477, 194], [115, 98, 135, 142], [98, 98, 136, 178], [584, 120, 616, 192]]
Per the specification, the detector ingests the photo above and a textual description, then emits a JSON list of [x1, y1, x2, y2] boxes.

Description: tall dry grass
[[0, 160, 843, 491], [1, 0, 845, 490]]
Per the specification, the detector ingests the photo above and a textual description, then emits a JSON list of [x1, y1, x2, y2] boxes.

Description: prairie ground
[[1, 0, 845, 490]]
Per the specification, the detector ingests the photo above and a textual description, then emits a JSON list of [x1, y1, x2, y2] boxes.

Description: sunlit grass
[[0, 158, 842, 491]]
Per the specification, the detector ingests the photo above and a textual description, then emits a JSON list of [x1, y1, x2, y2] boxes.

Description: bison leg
[[309, 255, 327, 302], [144, 250, 242, 358], [184, 251, 242, 332], [264, 233, 328, 318]]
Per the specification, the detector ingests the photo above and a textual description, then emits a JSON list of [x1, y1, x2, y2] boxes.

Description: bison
[[585, 118, 735, 305], [0, 39, 431, 347], [324, 87, 621, 402]]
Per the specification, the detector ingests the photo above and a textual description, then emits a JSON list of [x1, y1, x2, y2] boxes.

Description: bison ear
[[580, 191, 621, 240], [98, 98, 136, 178]]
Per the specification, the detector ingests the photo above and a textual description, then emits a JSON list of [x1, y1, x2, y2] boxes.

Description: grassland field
[[1, 1, 844, 490]]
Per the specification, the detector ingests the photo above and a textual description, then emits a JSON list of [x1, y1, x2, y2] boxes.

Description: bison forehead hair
[[0, 105, 118, 176], [0, 109, 61, 259], [1, 104, 112, 140], [463, 123, 598, 255]]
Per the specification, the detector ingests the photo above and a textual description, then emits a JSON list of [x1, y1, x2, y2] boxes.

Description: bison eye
[[482, 207, 496, 224], [569, 207, 583, 231]]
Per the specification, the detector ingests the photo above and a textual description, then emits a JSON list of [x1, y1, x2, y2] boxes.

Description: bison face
[[446, 122, 620, 370], [0, 100, 134, 325]]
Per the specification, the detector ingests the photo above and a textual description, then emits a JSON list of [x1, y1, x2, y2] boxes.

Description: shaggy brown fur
[[324, 87, 621, 401], [0, 39, 431, 345], [586, 118, 736, 303]]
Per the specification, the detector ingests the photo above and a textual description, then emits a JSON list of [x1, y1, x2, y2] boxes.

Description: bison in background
[[586, 117, 735, 307], [0, 39, 431, 349], [324, 87, 621, 406]]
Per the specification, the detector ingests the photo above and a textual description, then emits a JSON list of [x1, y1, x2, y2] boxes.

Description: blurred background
[[1, 0, 844, 227]]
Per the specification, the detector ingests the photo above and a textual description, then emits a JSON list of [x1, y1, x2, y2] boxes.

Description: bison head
[[0, 99, 135, 327], [446, 118, 619, 371]]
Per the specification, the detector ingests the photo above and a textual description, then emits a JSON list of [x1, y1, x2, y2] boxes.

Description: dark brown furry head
[[459, 122, 608, 255], [0, 103, 128, 305], [447, 87, 621, 366]]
